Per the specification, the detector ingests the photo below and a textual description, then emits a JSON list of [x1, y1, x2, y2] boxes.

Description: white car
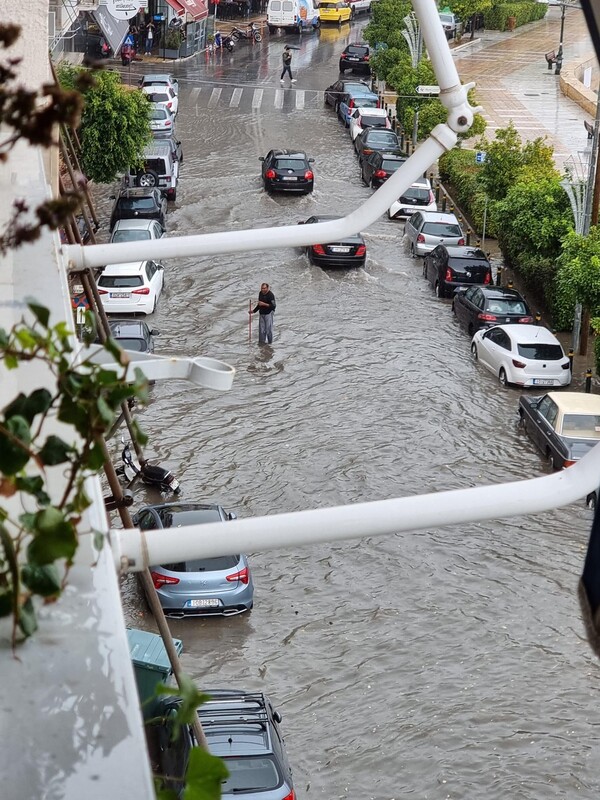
[[348, 107, 390, 141], [389, 177, 437, 219], [96, 260, 165, 315], [109, 219, 165, 244], [139, 73, 179, 95], [471, 324, 572, 388], [149, 104, 175, 136], [142, 84, 178, 117]]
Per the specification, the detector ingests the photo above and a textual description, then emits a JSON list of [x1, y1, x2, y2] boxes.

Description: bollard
[[435, 183, 441, 203], [496, 266, 502, 286], [535, 311, 542, 325], [568, 348, 574, 374], [586, 369, 593, 393], [507, 279, 514, 289], [441, 196, 447, 212], [476, 239, 481, 247], [466, 230, 471, 246]]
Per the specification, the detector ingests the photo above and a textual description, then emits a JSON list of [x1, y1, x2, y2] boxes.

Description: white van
[[267, 0, 320, 33]]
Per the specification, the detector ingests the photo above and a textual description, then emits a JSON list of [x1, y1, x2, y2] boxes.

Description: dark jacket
[[253, 290, 276, 315], [282, 50, 292, 66]]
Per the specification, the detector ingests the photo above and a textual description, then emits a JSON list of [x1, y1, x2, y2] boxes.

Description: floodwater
[[100, 20, 599, 799]]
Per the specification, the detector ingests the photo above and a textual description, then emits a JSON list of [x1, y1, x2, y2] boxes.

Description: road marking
[[252, 88, 263, 109], [208, 88, 222, 108], [296, 90, 305, 110], [274, 89, 284, 109], [190, 87, 200, 105], [230, 87, 243, 107]]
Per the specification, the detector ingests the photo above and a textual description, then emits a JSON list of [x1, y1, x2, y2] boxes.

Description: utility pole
[[579, 95, 600, 356]]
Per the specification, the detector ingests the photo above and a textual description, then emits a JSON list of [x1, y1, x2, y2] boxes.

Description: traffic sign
[[475, 151, 487, 164], [416, 85, 440, 96]]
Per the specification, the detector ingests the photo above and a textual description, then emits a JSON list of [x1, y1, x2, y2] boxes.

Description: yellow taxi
[[319, 1, 353, 24]]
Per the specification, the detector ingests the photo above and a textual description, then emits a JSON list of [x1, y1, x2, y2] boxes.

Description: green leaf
[[39, 435, 72, 466], [86, 441, 106, 471], [18, 512, 37, 532], [0, 523, 19, 615], [0, 590, 13, 618], [27, 508, 77, 565], [4, 353, 18, 369], [15, 328, 39, 350], [15, 475, 51, 505], [183, 747, 229, 800], [130, 418, 148, 447], [22, 563, 62, 596], [96, 395, 115, 427], [18, 597, 38, 638], [103, 336, 127, 365], [0, 327, 9, 347], [0, 416, 32, 474], [3, 389, 52, 424], [28, 302, 50, 328]]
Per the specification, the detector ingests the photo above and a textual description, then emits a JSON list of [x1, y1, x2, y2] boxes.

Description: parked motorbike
[[230, 23, 262, 43], [121, 43, 136, 66], [214, 31, 236, 52], [116, 438, 181, 494]]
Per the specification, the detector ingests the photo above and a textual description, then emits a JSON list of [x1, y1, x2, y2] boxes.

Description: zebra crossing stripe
[[208, 88, 222, 108], [230, 87, 243, 107], [296, 90, 305, 110], [190, 87, 201, 105], [252, 88, 263, 109], [274, 89, 284, 109]]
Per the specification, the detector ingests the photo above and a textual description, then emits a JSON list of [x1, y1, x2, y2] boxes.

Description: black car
[[452, 285, 533, 335], [339, 43, 371, 73], [299, 215, 366, 269], [107, 318, 159, 353], [423, 245, 493, 298], [109, 188, 167, 232], [361, 152, 407, 188], [152, 690, 294, 800], [260, 149, 315, 194], [355, 128, 404, 163], [324, 78, 371, 110]]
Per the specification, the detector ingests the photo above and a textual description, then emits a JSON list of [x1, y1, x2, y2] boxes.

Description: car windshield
[[274, 159, 306, 170], [347, 46, 368, 55], [485, 298, 528, 314], [402, 187, 430, 201], [162, 555, 240, 572], [560, 413, 600, 439], [118, 198, 157, 210], [381, 158, 404, 171], [361, 115, 386, 127], [422, 222, 462, 236], [148, 92, 169, 103], [221, 757, 281, 793], [439, 14, 453, 23], [517, 343, 563, 360], [111, 230, 152, 243], [98, 275, 143, 288], [448, 257, 488, 270], [114, 337, 146, 352], [150, 109, 169, 120]]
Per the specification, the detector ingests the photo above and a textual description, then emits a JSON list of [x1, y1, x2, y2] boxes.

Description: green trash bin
[[127, 628, 183, 719]]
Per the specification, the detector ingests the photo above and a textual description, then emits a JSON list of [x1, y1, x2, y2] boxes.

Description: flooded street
[[105, 20, 599, 799]]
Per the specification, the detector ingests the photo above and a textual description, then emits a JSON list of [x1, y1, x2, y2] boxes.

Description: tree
[[57, 65, 151, 184], [447, 0, 492, 39], [363, 0, 411, 48], [554, 227, 600, 331]]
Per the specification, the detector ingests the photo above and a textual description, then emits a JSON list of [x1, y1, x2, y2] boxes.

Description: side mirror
[[297, 220, 305, 225], [109, 194, 116, 200], [308, 158, 315, 164], [157, 264, 165, 270], [258, 156, 264, 162], [228, 511, 237, 521], [273, 711, 282, 723], [150, 329, 160, 336]]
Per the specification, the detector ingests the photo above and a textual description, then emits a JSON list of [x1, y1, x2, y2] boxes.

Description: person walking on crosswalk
[[280, 46, 296, 84]]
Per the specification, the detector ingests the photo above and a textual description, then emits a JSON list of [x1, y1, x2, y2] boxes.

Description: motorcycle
[[121, 43, 136, 66], [116, 438, 181, 494], [230, 23, 262, 43], [214, 31, 236, 52]]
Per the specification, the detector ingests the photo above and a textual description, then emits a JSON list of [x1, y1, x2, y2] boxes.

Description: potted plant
[[160, 28, 183, 59]]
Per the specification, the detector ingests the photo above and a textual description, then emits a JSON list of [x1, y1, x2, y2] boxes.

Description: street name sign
[[416, 85, 440, 95]]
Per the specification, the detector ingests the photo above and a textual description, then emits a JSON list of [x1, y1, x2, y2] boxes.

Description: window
[[274, 159, 306, 170], [381, 158, 404, 172], [270, 0, 281, 8], [561, 413, 600, 439], [517, 343, 563, 360], [111, 230, 152, 243], [401, 186, 430, 202], [422, 222, 462, 236], [98, 275, 143, 288], [162, 555, 240, 573], [118, 198, 157, 211], [448, 258, 488, 272], [537, 396, 559, 427], [282, 0, 293, 9], [115, 337, 146, 352], [147, 92, 170, 103], [485, 298, 527, 315], [347, 46, 368, 56], [144, 158, 169, 176], [221, 757, 281, 793], [361, 115, 387, 128], [145, 262, 156, 280]]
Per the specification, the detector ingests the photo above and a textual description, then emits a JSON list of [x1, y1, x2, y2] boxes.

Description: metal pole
[[481, 194, 488, 248], [555, 3, 566, 74]]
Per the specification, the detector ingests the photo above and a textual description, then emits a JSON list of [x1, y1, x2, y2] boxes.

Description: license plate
[[348, 56, 359, 61], [186, 598, 220, 608], [282, 176, 297, 181], [111, 292, 130, 298], [330, 246, 350, 253], [402, 209, 414, 215], [504, 317, 511, 323], [169, 478, 179, 491], [533, 379, 554, 386]]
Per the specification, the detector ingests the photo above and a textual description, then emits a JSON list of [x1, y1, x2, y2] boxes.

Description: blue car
[[338, 89, 379, 126], [132, 502, 254, 617]]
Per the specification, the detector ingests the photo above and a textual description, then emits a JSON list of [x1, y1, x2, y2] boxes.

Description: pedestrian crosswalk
[[185, 85, 324, 113]]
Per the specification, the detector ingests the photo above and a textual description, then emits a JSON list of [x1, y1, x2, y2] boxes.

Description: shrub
[[484, 1, 547, 31]]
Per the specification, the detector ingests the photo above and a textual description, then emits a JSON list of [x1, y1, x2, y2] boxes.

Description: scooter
[[230, 23, 262, 43], [214, 32, 236, 52], [121, 43, 135, 66], [116, 438, 181, 494]]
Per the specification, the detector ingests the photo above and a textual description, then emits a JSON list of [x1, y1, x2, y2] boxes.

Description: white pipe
[[112, 442, 600, 572]]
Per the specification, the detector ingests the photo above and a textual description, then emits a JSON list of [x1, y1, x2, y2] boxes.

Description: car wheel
[[546, 449, 561, 470], [410, 243, 416, 259], [370, 179, 377, 189], [586, 492, 597, 509], [254, 32, 262, 42], [268, 25, 276, 33], [451, 301, 456, 315], [137, 169, 159, 188], [498, 368, 508, 387], [471, 343, 478, 361], [168, 189, 176, 202], [435, 281, 444, 298], [339, 63, 345, 72]]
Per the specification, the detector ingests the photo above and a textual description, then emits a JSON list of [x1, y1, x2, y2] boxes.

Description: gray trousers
[[258, 312, 274, 344]]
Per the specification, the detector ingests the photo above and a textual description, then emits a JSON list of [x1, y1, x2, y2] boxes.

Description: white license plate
[[111, 292, 130, 298], [282, 176, 297, 181], [348, 56, 359, 61], [330, 246, 350, 253], [169, 478, 179, 491], [186, 598, 219, 608], [533, 379, 554, 386]]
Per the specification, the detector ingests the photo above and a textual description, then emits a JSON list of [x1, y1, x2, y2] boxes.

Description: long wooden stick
[[248, 299, 252, 342]]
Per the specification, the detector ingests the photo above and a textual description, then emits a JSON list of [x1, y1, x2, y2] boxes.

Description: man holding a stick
[[249, 283, 276, 344]]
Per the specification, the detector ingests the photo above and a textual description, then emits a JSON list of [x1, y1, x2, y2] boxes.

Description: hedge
[[438, 149, 491, 233], [485, 1, 547, 31]]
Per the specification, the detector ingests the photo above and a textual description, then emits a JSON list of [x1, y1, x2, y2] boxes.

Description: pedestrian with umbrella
[[280, 45, 296, 84]]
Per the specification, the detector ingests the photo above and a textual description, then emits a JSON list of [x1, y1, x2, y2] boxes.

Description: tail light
[[151, 571, 180, 589], [349, 99, 355, 109], [166, 102, 172, 109], [518, 316, 534, 323], [561, 362, 571, 370], [227, 566, 249, 584], [355, 244, 366, 256], [564, 459, 577, 468], [374, 169, 387, 178], [417, 234, 425, 243], [312, 244, 326, 255], [265, 169, 276, 179], [428, 190, 435, 203], [478, 312, 497, 321], [282, 792, 296, 800], [97, 289, 108, 295], [165, 120, 172, 126], [457, 237, 465, 245], [304, 170, 313, 180], [132, 287, 150, 295], [444, 267, 453, 282], [364, 55, 369, 61], [484, 272, 491, 284], [363, 148, 373, 155], [512, 359, 526, 369]]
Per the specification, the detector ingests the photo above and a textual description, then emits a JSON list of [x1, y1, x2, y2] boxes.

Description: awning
[[178, 0, 209, 21], [165, 0, 186, 17]]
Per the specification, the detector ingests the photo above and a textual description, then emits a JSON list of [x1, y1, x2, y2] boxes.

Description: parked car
[[110, 218, 165, 244], [125, 139, 179, 201], [153, 690, 293, 799], [388, 177, 437, 219], [141, 84, 179, 117], [347, 0, 372, 14], [338, 88, 379, 126], [156, 133, 183, 165], [149, 104, 175, 136], [361, 151, 407, 188], [471, 325, 571, 388], [260, 149, 315, 194], [107, 318, 159, 353], [403, 210, 464, 257], [131, 503, 254, 617], [324, 78, 371, 110], [439, 11, 461, 39], [355, 128, 403, 163], [423, 244, 492, 298], [518, 391, 600, 469], [299, 215, 366, 269], [108, 188, 167, 232], [267, 0, 320, 33], [339, 43, 371, 73], [96, 260, 165, 315], [452, 285, 534, 335], [139, 73, 179, 95], [320, 1, 352, 24], [349, 106, 391, 141]]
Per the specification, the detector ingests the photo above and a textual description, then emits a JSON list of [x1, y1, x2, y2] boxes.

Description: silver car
[[149, 103, 175, 136], [404, 210, 465, 257], [109, 218, 165, 244]]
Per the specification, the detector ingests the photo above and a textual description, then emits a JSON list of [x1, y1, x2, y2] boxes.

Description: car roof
[[443, 246, 488, 259], [102, 261, 150, 274], [142, 84, 172, 93], [108, 319, 149, 335], [419, 211, 459, 222], [545, 392, 600, 414], [112, 219, 160, 230], [271, 149, 307, 158], [357, 107, 387, 115], [117, 187, 162, 199], [142, 140, 173, 156], [479, 286, 523, 298], [142, 73, 175, 84], [493, 324, 560, 344]]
